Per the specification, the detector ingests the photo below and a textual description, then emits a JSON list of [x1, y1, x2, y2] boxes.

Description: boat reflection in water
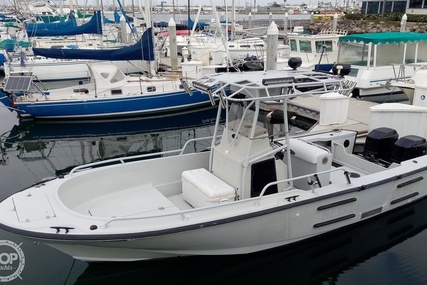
[[4, 106, 223, 176], [75, 196, 427, 284]]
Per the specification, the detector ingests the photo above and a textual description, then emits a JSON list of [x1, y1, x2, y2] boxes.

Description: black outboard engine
[[391, 135, 427, 163], [288, 57, 302, 70], [364, 127, 399, 162]]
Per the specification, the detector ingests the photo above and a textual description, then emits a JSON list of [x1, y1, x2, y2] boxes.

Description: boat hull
[[12, 90, 212, 119], [12, 179, 427, 263], [2, 150, 426, 262]]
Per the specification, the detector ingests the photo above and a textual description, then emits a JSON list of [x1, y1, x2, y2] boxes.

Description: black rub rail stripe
[[397, 176, 424, 188], [391, 192, 420, 205], [357, 166, 427, 191], [317, 198, 357, 211], [313, 214, 356, 228]]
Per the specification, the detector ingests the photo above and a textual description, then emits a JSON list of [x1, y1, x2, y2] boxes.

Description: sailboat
[[4, 10, 153, 81], [0, 43, 211, 119]]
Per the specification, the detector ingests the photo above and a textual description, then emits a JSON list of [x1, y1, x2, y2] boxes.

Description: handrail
[[102, 167, 350, 228], [255, 167, 348, 206], [68, 136, 216, 175], [214, 85, 354, 104], [103, 208, 192, 228]]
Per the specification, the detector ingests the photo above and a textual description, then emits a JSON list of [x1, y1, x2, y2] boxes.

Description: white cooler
[[182, 168, 236, 208]]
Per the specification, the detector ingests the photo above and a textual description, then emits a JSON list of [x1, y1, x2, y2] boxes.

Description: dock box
[[319, 92, 349, 125], [182, 168, 236, 208]]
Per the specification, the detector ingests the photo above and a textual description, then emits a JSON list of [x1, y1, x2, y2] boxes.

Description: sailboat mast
[[98, 0, 104, 47], [187, 0, 190, 29]]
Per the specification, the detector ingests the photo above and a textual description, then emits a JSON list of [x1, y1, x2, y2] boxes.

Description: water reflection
[[75, 197, 427, 285], [2, 106, 222, 176]]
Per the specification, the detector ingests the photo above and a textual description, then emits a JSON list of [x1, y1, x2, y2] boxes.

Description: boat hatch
[[12, 190, 55, 222], [4, 76, 32, 92]]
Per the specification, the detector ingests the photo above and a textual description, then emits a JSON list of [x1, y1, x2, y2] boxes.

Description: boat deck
[[71, 154, 382, 219], [75, 184, 184, 217]]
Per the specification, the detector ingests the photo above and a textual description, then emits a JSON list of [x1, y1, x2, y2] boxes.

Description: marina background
[[1, 6, 427, 283]]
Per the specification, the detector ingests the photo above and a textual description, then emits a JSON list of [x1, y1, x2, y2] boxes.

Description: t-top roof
[[338, 32, 427, 44]]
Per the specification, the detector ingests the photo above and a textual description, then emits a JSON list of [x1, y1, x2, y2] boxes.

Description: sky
[[66, 0, 308, 7], [1, 0, 309, 8], [142, 0, 307, 6]]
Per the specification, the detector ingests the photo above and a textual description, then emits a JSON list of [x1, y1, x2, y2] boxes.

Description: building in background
[[361, 0, 427, 14]]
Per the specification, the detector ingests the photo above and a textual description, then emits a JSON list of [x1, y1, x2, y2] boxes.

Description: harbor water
[[1, 78, 427, 284]]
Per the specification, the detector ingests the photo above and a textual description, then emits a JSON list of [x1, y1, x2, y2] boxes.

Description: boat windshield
[[315, 40, 333, 52], [226, 101, 268, 139], [110, 68, 126, 83], [337, 41, 372, 66], [338, 41, 427, 66]]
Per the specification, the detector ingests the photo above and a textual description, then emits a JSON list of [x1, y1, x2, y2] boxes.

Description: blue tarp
[[0, 13, 17, 22], [33, 28, 155, 61], [0, 53, 5, 66], [188, 17, 209, 29], [26, 11, 102, 37], [103, 10, 121, 24]]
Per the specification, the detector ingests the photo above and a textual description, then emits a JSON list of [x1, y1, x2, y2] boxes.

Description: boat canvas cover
[[188, 17, 209, 29], [0, 14, 17, 22], [103, 10, 121, 24], [25, 11, 102, 37], [339, 32, 427, 44], [32, 28, 155, 61]]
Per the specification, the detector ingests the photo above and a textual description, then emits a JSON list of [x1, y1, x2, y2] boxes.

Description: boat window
[[299, 40, 312, 52], [315, 40, 333, 52], [101, 72, 109, 79], [147, 86, 156, 92], [228, 103, 245, 125], [290, 39, 297, 51], [240, 45, 251, 48], [227, 102, 266, 138], [110, 69, 126, 83], [111, 89, 122, 95], [337, 41, 371, 66], [414, 42, 427, 63], [376, 43, 405, 65]]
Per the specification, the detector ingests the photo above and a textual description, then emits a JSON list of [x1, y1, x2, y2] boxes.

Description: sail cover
[[26, 11, 102, 37], [103, 10, 121, 24], [32, 28, 155, 61]]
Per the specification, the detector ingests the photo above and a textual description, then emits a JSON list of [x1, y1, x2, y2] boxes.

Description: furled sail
[[25, 11, 102, 37], [32, 28, 155, 61]]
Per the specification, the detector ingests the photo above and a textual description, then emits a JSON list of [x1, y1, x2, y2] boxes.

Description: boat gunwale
[[2, 162, 427, 242]]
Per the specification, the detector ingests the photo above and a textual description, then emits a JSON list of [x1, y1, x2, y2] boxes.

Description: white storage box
[[182, 168, 236, 208], [319, 92, 349, 125], [181, 60, 203, 79], [369, 103, 427, 138]]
